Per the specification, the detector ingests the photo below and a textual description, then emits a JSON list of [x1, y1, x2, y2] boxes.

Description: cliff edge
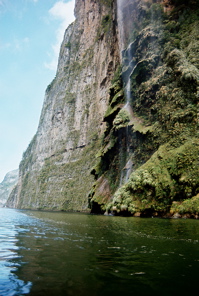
[[7, 0, 120, 211]]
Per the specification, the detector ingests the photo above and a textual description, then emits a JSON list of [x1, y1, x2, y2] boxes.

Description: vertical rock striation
[[7, 0, 120, 210]]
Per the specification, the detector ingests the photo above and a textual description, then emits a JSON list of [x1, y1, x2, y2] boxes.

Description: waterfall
[[116, 0, 126, 54], [116, 0, 165, 187], [117, 0, 134, 186]]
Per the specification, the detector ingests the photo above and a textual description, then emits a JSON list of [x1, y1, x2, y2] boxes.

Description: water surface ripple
[[0, 208, 199, 295]]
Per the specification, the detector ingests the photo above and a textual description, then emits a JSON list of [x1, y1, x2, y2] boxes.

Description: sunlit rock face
[[7, 0, 120, 210], [0, 170, 18, 207]]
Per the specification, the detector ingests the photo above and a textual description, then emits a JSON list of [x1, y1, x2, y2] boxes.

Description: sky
[[0, 0, 75, 182]]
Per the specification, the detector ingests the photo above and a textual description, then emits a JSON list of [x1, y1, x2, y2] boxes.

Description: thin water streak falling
[[117, 0, 135, 185]]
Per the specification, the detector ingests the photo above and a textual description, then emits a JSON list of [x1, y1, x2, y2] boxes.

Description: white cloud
[[45, 0, 75, 71]]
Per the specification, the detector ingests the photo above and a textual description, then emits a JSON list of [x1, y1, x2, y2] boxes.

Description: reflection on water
[[1, 208, 199, 295], [0, 209, 32, 295]]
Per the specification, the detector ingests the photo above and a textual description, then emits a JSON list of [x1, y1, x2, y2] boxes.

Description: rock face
[[0, 169, 18, 207], [7, 0, 199, 218], [7, 0, 120, 210], [89, 0, 199, 217]]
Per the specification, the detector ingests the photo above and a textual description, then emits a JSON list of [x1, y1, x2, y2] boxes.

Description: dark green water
[[1, 208, 199, 296]]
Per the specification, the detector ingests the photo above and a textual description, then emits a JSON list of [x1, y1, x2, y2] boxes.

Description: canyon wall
[[89, 0, 199, 217], [7, 0, 199, 217], [7, 0, 120, 211]]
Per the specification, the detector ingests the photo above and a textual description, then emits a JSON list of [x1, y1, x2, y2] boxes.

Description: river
[[0, 208, 199, 295]]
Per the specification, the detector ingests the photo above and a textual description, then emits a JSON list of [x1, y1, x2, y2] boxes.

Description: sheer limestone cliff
[[7, 0, 199, 218], [7, 0, 120, 211]]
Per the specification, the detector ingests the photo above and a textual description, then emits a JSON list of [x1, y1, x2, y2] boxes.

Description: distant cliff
[[7, 0, 199, 218], [0, 169, 18, 207]]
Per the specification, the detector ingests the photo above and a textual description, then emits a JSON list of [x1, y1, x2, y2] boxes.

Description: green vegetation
[[89, 0, 199, 217], [106, 139, 199, 215], [96, 15, 112, 40], [46, 76, 56, 93], [65, 42, 71, 49], [101, 15, 112, 33], [13, 0, 199, 217], [100, 0, 113, 6], [96, 0, 113, 41], [113, 109, 130, 130]]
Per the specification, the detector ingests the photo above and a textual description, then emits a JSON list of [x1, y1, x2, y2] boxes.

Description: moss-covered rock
[[90, 0, 199, 218], [106, 138, 199, 216]]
